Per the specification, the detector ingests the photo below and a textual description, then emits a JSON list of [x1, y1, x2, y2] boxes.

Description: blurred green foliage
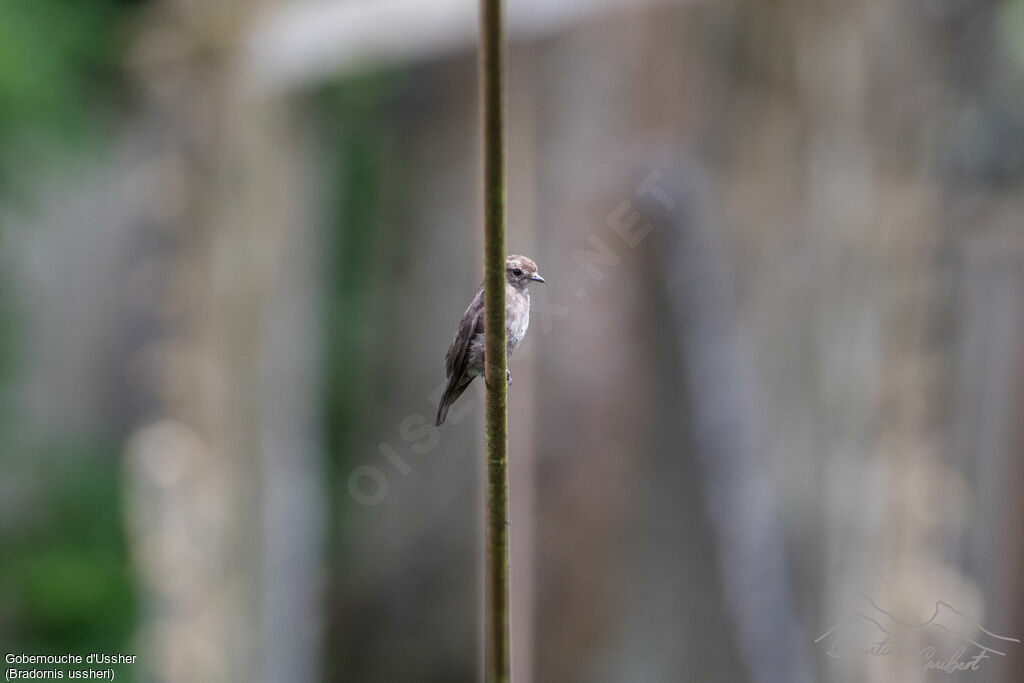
[[320, 74, 396, 465], [0, 444, 133, 656], [316, 68, 405, 676], [0, 0, 132, 186], [0, 0, 137, 672]]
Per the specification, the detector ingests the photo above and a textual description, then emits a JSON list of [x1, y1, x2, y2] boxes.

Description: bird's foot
[[484, 370, 512, 389]]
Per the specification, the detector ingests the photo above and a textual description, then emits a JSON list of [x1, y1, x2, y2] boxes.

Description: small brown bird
[[436, 255, 545, 426]]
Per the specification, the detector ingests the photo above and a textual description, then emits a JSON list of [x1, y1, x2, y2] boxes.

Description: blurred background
[[2, 0, 1024, 681]]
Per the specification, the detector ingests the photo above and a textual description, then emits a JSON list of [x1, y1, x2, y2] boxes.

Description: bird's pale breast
[[506, 285, 530, 355], [461, 286, 531, 379]]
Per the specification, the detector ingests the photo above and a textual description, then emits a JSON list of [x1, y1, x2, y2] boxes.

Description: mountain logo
[[815, 593, 1020, 677]]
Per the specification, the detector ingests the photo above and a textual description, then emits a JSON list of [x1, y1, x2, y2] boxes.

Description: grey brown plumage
[[436, 255, 544, 426]]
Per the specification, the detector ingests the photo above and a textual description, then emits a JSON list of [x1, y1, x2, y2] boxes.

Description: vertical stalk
[[480, 0, 510, 681]]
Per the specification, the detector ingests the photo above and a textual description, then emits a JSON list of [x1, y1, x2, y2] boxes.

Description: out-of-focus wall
[[319, 1, 1024, 681]]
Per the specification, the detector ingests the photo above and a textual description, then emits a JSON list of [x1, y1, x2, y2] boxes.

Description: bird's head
[[506, 255, 545, 290]]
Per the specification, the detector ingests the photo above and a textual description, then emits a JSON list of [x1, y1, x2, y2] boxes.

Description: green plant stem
[[480, 0, 510, 680]]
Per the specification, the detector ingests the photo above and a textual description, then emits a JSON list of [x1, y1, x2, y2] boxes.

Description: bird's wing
[[445, 284, 485, 380]]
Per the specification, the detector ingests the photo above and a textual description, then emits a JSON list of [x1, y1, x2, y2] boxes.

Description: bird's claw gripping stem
[[486, 368, 512, 389]]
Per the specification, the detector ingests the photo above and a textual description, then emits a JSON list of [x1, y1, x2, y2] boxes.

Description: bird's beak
[[530, 274, 546, 283]]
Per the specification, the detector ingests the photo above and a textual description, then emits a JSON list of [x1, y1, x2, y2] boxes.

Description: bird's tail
[[436, 377, 470, 426], [435, 391, 450, 427]]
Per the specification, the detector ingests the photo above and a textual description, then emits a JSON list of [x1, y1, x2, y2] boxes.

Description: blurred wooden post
[[124, 2, 324, 682]]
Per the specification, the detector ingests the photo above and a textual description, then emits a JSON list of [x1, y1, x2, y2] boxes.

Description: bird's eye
[[512, 268, 523, 277]]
